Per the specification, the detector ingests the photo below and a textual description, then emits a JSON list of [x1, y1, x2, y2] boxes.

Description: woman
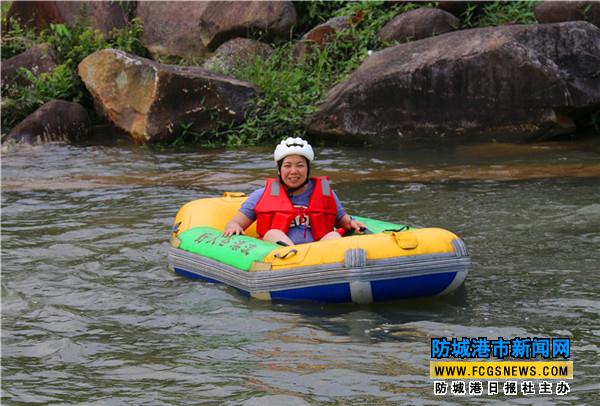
[[223, 137, 365, 246]]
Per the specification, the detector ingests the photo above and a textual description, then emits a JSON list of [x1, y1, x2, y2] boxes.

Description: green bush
[[1, 18, 38, 60], [165, 1, 431, 147], [1, 16, 147, 132]]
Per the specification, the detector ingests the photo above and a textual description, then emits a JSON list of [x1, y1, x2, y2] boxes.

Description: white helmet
[[273, 137, 314, 163]]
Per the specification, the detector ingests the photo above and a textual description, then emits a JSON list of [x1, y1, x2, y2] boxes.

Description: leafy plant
[[1, 15, 38, 60], [18, 64, 79, 102], [235, 54, 318, 143], [1, 16, 147, 132], [108, 18, 148, 57], [460, 4, 480, 29], [462, 1, 538, 28], [42, 23, 106, 64], [1, 64, 82, 129]]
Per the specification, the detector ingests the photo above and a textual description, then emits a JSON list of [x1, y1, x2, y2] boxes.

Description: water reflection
[[3, 141, 600, 192]]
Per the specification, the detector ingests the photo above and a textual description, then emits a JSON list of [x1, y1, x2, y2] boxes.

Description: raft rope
[[383, 226, 410, 232], [274, 249, 298, 259]]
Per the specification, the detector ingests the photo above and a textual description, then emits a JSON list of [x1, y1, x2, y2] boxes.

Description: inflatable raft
[[168, 193, 470, 303]]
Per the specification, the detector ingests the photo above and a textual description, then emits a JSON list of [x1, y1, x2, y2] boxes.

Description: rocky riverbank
[[1, 1, 599, 147]]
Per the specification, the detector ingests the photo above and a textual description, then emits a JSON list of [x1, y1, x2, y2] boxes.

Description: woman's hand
[[222, 212, 253, 237], [339, 214, 367, 234], [223, 221, 245, 237], [349, 218, 366, 233]]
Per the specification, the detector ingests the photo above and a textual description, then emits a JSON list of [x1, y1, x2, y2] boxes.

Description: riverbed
[[2, 139, 599, 404]]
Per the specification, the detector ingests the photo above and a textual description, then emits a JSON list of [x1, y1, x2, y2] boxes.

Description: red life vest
[[254, 176, 338, 241]]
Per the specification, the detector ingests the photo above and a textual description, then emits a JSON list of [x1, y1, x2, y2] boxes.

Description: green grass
[[462, 1, 538, 28]]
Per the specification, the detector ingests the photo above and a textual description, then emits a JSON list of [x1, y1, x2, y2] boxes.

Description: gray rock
[[307, 22, 600, 145], [78, 49, 259, 144], [3, 100, 90, 144], [1, 43, 58, 88], [5, 1, 128, 35], [377, 7, 460, 43], [535, 1, 600, 28], [136, 1, 296, 60], [203, 38, 273, 73]]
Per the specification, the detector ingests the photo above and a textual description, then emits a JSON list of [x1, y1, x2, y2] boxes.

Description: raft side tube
[[168, 246, 469, 302], [175, 224, 463, 272], [172, 194, 258, 239], [168, 245, 469, 293]]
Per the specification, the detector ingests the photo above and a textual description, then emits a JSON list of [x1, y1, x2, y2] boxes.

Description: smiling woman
[[279, 155, 308, 190], [222, 137, 365, 245]]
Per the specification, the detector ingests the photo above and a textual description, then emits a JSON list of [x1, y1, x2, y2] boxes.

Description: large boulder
[[78, 49, 259, 144], [377, 7, 460, 43], [534, 1, 600, 28], [203, 38, 273, 73], [1, 43, 58, 87], [136, 1, 297, 60], [5, 1, 128, 35], [307, 22, 600, 145], [3, 100, 90, 144]]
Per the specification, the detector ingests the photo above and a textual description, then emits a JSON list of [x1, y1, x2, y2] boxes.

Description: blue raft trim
[[270, 283, 352, 303], [175, 265, 458, 302], [371, 272, 456, 301], [177, 265, 351, 302], [191, 273, 459, 303]]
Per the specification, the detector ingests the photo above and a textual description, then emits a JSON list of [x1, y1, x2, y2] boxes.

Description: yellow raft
[[168, 193, 470, 303]]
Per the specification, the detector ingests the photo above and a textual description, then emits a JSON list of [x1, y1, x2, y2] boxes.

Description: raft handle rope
[[359, 226, 373, 234], [274, 249, 298, 259], [342, 226, 373, 236]]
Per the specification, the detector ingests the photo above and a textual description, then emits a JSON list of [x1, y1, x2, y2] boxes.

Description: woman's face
[[279, 155, 308, 189]]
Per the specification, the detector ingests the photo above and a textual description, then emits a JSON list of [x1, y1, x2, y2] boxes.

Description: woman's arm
[[223, 211, 254, 236], [331, 190, 366, 233], [223, 188, 262, 237]]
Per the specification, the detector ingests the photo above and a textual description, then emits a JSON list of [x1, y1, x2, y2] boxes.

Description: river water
[[2, 139, 599, 405]]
